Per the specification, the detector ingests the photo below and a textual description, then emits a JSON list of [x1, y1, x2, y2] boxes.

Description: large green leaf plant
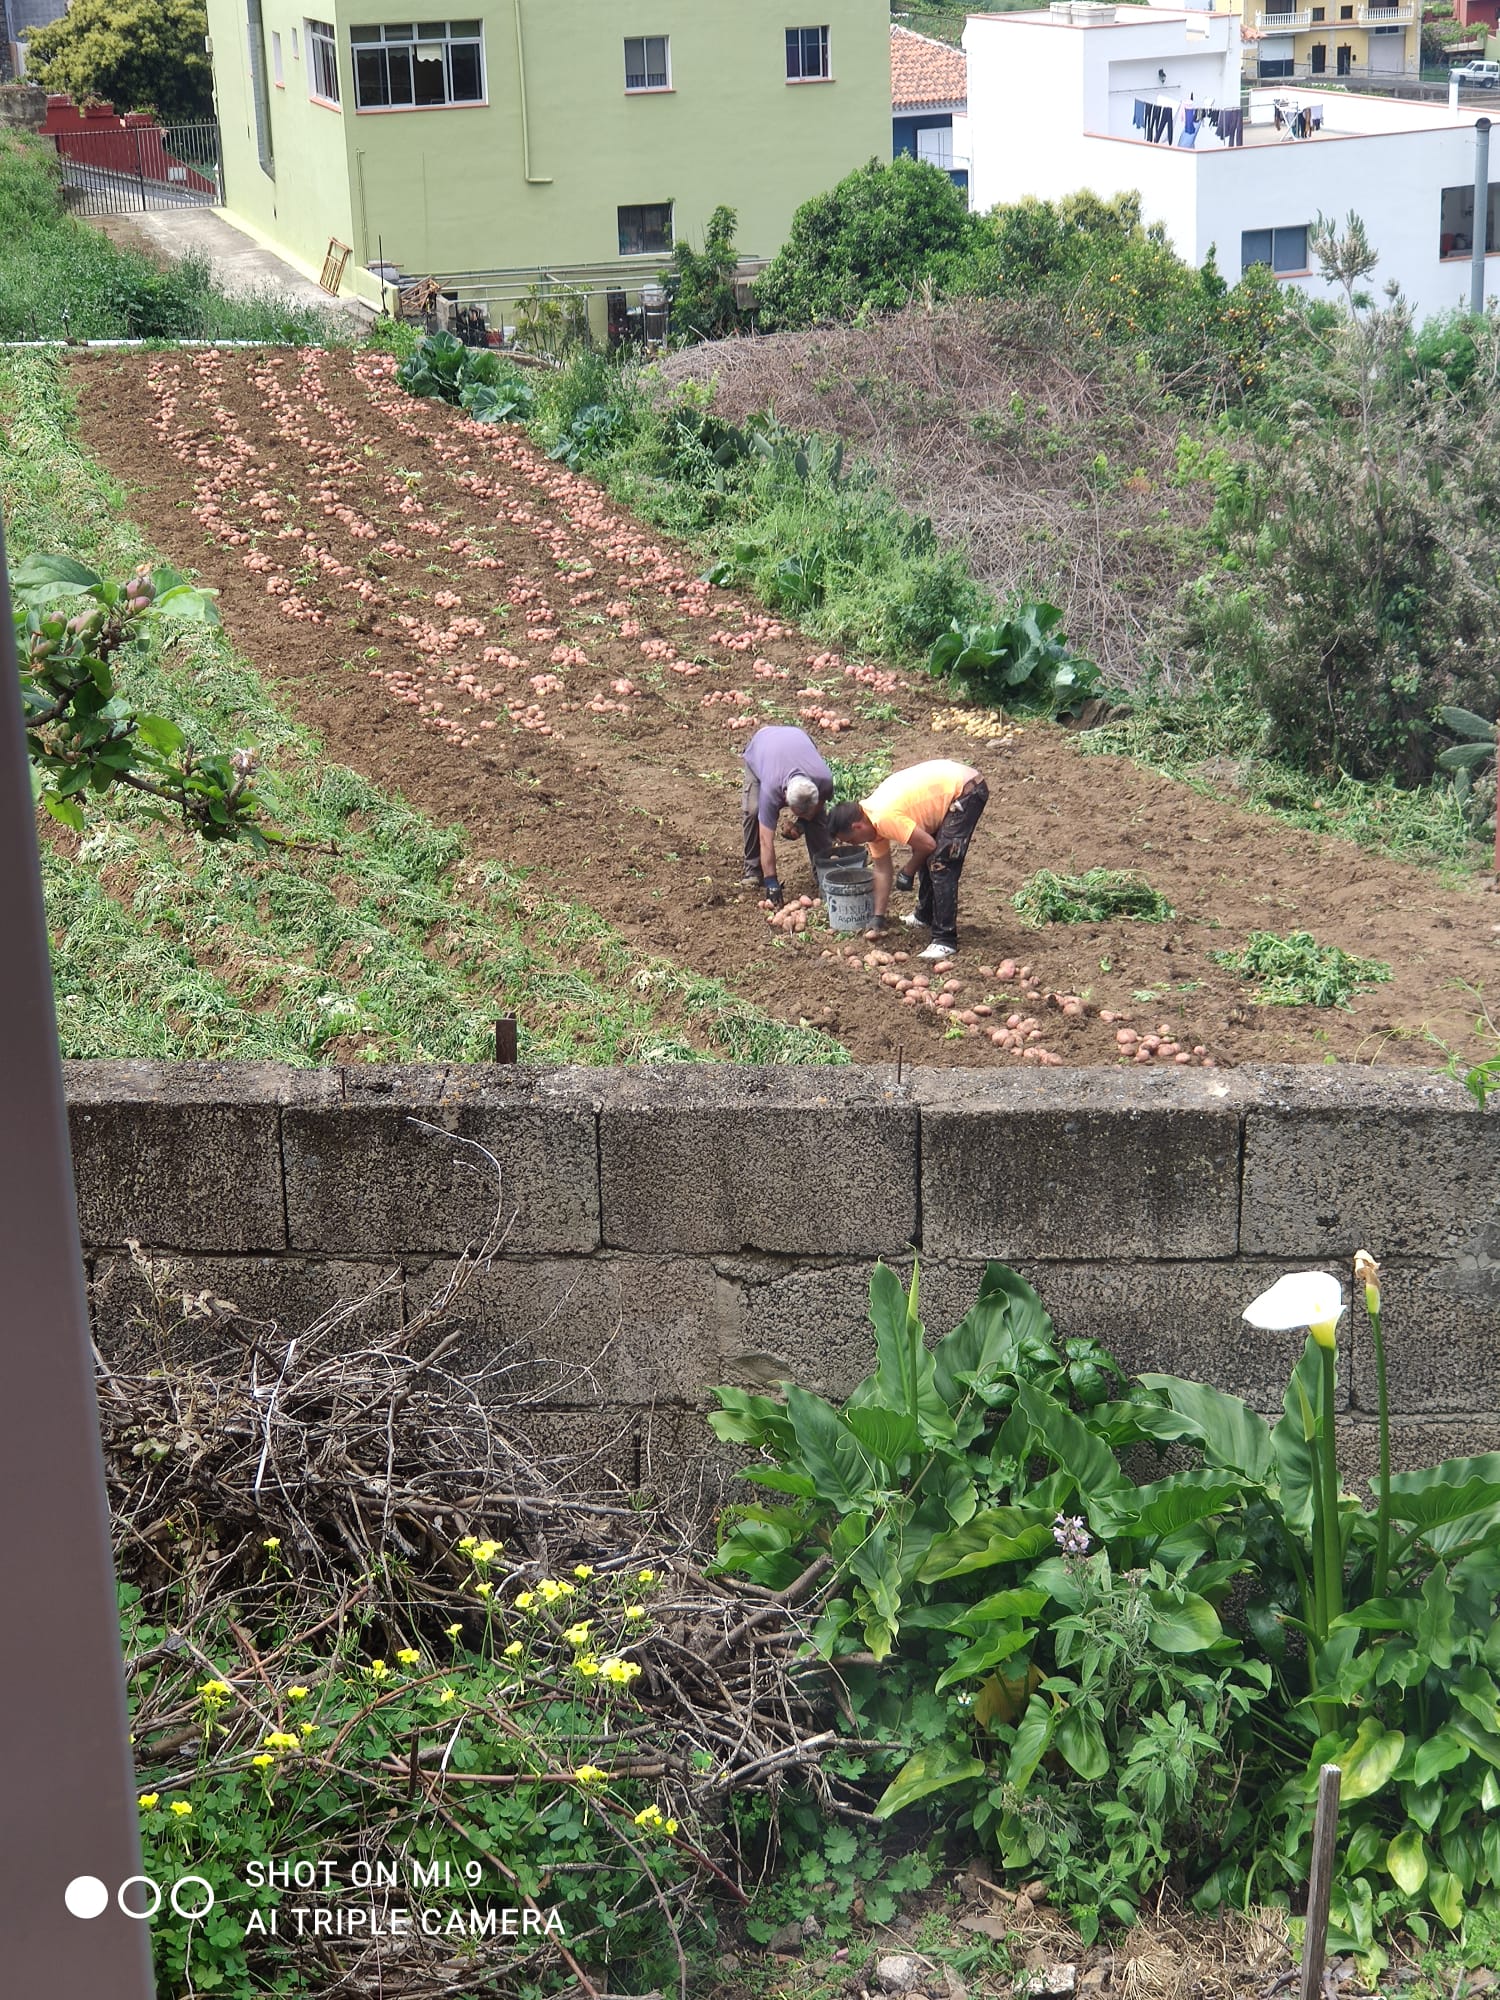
[[708, 1258, 1500, 1955]]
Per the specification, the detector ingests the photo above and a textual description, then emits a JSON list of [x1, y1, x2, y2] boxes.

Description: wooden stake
[[1300, 1763, 1342, 2000], [493, 1016, 517, 1064]]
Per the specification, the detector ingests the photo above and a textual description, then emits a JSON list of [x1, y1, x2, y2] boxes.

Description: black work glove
[[765, 876, 785, 911], [895, 869, 915, 892]]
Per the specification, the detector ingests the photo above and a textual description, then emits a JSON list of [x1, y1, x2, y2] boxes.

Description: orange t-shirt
[[860, 761, 975, 855]]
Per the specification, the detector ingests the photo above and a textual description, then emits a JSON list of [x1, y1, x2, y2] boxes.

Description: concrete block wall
[[68, 1062, 1500, 1490]]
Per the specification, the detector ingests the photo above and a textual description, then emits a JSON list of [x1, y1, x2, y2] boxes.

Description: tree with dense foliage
[[1182, 214, 1500, 784], [25, 0, 213, 125], [754, 156, 984, 329], [670, 205, 745, 342]]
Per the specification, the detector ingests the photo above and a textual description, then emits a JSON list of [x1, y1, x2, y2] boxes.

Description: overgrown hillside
[[660, 300, 1210, 692]]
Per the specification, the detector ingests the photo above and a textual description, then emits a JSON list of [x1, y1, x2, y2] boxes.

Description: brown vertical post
[[1299, 1763, 1342, 2000], [0, 521, 154, 1994], [494, 1015, 518, 1064]]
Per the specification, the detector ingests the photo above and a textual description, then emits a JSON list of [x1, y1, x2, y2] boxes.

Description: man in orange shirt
[[827, 759, 988, 961]]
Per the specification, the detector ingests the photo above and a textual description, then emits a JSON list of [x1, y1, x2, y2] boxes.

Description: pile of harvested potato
[[760, 893, 820, 935]]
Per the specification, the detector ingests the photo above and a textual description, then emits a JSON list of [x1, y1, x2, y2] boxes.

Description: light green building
[[205, 1, 890, 310]]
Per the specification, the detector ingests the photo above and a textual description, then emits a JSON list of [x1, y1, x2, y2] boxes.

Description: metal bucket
[[821, 860, 876, 934]]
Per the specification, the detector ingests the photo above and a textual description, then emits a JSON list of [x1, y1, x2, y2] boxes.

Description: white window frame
[[272, 28, 284, 85], [617, 201, 674, 257], [307, 18, 340, 104], [349, 21, 486, 111], [785, 25, 830, 81], [623, 33, 670, 92]]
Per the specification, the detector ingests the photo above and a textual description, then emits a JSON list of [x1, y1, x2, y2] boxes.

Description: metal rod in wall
[[1473, 116, 1492, 316]]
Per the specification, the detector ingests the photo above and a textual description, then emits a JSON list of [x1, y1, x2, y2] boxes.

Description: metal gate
[[52, 120, 222, 216]]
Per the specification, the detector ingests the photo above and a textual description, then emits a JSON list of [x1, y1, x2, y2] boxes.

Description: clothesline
[[1130, 96, 1243, 148]]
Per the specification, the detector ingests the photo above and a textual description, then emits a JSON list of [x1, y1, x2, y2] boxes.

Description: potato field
[[75, 348, 1500, 1071]]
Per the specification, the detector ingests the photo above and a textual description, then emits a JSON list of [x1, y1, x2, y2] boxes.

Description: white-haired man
[[740, 724, 835, 909]]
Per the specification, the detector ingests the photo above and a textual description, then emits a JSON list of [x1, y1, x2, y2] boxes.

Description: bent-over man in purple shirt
[[740, 724, 834, 909]]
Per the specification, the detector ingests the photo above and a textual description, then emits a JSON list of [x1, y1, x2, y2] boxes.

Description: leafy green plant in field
[[396, 331, 537, 424], [708, 1257, 1500, 1953], [828, 747, 894, 804], [1436, 704, 1497, 841], [926, 602, 1101, 718], [13, 551, 269, 840], [1212, 929, 1393, 1009], [1012, 869, 1174, 928]]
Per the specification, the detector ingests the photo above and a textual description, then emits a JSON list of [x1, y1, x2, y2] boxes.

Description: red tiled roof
[[891, 24, 968, 111]]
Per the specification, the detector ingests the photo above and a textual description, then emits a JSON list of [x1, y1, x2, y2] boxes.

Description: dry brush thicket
[[661, 301, 1210, 688]]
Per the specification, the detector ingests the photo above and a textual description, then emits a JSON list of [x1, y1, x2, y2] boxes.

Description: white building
[[965, 4, 1500, 320]]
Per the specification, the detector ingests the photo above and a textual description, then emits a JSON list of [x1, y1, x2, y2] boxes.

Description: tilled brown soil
[[72, 348, 1500, 1069]]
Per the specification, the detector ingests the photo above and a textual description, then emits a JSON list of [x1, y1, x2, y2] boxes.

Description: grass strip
[[4, 348, 845, 1067]]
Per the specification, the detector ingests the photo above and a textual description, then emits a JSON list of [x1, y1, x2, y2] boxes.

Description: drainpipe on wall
[[513, 0, 552, 185], [1472, 115, 1491, 315]]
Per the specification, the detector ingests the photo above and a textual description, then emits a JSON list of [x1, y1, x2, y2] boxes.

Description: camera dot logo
[[64, 1877, 110, 1920], [64, 1873, 216, 1920]]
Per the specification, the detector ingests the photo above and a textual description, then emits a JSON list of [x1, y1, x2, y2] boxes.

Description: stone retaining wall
[[69, 1062, 1500, 1489]]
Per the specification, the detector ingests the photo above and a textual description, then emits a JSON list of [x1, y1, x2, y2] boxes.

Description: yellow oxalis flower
[[396, 1648, 420, 1666], [563, 1622, 592, 1647], [368, 1659, 389, 1680], [170, 1801, 194, 1817], [251, 1754, 275, 1769], [286, 1686, 309, 1702], [137, 1793, 160, 1810], [573, 1564, 594, 1579], [513, 1591, 536, 1611], [573, 1765, 607, 1785], [503, 1641, 524, 1658]]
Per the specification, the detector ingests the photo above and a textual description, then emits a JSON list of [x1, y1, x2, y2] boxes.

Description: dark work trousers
[[741, 772, 833, 882], [912, 778, 989, 947]]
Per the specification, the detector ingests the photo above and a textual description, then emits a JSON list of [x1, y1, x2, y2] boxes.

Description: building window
[[272, 28, 284, 84], [1440, 181, 1500, 257], [307, 18, 340, 102], [291, 23, 299, 57], [1242, 225, 1309, 274], [1311, 41, 1326, 68], [1311, 6, 1324, 17], [624, 35, 669, 90], [1339, 6, 1353, 16], [618, 202, 673, 256], [349, 21, 484, 107], [1258, 55, 1295, 75], [786, 26, 830, 80]]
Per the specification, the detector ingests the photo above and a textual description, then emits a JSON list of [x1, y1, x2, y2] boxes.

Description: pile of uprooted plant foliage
[[658, 297, 1210, 690], [98, 1192, 850, 2000]]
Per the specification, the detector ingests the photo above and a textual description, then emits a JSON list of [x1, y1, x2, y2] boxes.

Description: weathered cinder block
[[719, 1257, 889, 1398], [1338, 1418, 1500, 1490], [405, 1254, 731, 1404], [1241, 1068, 1497, 1260], [599, 1068, 916, 1255], [1349, 1260, 1500, 1414], [88, 1252, 403, 1364], [282, 1067, 600, 1256], [917, 1070, 1243, 1261], [66, 1061, 324, 1252]]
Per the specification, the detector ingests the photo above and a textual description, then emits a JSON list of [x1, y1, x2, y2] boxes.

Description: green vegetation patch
[[1013, 868, 1175, 928], [0, 132, 343, 342], [1212, 928, 1393, 1009]]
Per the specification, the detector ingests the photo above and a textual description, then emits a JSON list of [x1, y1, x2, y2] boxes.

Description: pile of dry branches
[[94, 1155, 864, 2000], [659, 298, 1210, 689]]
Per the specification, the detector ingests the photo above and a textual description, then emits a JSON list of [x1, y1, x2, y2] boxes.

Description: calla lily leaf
[[1243, 1271, 1345, 1332]]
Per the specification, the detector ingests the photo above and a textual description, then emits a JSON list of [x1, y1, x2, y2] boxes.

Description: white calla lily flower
[[1243, 1271, 1345, 1346]]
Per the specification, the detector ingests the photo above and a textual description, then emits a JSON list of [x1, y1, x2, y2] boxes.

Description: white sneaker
[[901, 912, 929, 929], [919, 941, 956, 961]]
